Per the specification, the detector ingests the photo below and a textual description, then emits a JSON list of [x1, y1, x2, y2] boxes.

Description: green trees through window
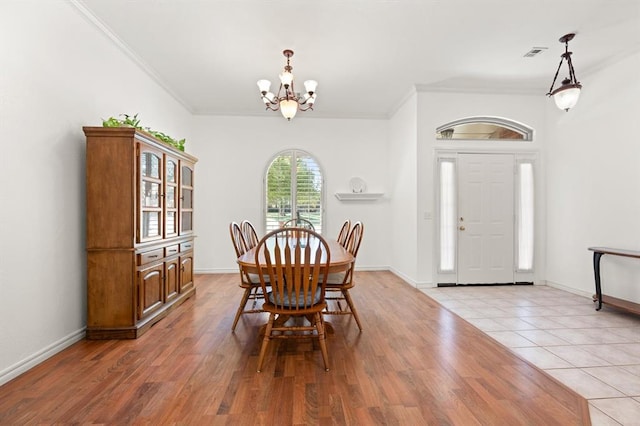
[[265, 150, 323, 233]]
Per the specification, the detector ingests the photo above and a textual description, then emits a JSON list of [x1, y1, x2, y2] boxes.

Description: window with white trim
[[516, 161, 534, 271], [438, 158, 457, 272], [436, 116, 533, 141], [264, 150, 324, 233]]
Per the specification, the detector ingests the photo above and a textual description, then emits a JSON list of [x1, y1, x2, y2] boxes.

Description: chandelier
[[546, 33, 582, 112], [257, 50, 317, 121]]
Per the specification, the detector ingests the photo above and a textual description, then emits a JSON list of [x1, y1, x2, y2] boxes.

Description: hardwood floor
[[0, 272, 590, 425]]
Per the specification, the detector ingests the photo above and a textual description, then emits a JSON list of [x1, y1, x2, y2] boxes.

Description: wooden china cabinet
[[84, 127, 198, 339]]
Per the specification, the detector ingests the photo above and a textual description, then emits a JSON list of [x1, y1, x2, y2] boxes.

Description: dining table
[[237, 237, 353, 275], [236, 237, 354, 333]]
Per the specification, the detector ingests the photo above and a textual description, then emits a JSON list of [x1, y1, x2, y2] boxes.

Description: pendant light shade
[[303, 80, 318, 94], [551, 83, 582, 111], [279, 99, 298, 120], [257, 79, 271, 93]]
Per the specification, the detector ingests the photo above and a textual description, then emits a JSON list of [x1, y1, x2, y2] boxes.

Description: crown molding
[[69, 0, 194, 114]]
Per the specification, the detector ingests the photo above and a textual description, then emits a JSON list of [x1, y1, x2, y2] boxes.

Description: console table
[[588, 247, 640, 315]]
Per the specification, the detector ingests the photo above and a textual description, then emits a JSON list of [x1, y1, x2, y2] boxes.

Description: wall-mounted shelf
[[335, 192, 384, 201]]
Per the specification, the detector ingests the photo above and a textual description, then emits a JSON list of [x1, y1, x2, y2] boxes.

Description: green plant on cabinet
[[102, 113, 186, 152]]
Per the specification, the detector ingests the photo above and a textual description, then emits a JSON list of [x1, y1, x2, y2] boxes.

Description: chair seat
[[247, 272, 269, 284], [267, 287, 322, 308], [324, 272, 346, 285]]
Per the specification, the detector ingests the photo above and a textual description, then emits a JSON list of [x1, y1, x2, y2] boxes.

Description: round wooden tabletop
[[237, 238, 353, 274]]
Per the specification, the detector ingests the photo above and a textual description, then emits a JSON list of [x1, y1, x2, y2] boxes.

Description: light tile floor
[[421, 285, 640, 425]]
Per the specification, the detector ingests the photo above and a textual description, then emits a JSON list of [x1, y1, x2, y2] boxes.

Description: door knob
[[459, 226, 466, 231]]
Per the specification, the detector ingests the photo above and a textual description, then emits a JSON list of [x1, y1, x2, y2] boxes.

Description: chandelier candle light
[[547, 33, 582, 112], [257, 49, 317, 121]]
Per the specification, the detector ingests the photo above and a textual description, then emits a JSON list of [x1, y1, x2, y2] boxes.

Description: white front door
[[457, 153, 514, 284]]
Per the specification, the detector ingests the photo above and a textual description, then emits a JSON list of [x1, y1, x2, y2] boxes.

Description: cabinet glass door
[[180, 163, 194, 235], [165, 158, 178, 237], [139, 146, 163, 242]]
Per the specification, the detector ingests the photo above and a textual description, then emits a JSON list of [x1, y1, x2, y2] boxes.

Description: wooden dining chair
[[337, 219, 350, 247], [324, 221, 364, 330], [241, 220, 259, 250], [282, 217, 315, 231], [229, 221, 264, 332], [255, 227, 331, 372]]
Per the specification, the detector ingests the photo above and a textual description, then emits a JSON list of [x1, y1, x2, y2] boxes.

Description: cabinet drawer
[[138, 248, 163, 265], [180, 241, 194, 252], [165, 245, 180, 257]]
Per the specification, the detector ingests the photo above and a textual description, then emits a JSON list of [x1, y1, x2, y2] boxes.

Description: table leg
[[593, 252, 604, 311], [324, 322, 334, 334], [304, 314, 334, 334]]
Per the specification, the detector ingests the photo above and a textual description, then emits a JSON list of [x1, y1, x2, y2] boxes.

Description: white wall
[[415, 90, 548, 286], [388, 92, 419, 284], [190, 115, 391, 274], [545, 51, 640, 302], [0, 1, 193, 384]]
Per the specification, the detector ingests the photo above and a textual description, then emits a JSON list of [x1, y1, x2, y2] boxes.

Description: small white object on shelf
[[336, 177, 383, 201], [334, 192, 383, 201], [349, 177, 367, 193]]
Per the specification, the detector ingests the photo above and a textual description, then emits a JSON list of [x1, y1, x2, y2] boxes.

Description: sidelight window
[[438, 158, 457, 272], [517, 161, 534, 271]]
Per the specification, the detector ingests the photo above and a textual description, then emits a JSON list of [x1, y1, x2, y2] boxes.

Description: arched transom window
[[264, 150, 324, 233], [436, 116, 534, 141]]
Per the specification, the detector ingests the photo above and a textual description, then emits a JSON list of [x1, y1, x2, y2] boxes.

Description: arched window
[[436, 116, 534, 141], [264, 150, 324, 233]]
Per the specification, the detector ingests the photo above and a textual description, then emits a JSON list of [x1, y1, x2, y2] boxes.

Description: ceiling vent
[[524, 47, 548, 58]]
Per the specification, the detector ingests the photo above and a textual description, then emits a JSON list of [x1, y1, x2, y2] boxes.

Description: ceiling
[[75, 0, 640, 119]]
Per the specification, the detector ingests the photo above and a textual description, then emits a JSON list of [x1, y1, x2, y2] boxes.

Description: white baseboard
[[354, 265, 389, 272], [415, 282, 436, 290], [0, 328, 86, 386], [389, 268, 416, 286], [387, 267, 433, 289], [545, 280, 593, 300]]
